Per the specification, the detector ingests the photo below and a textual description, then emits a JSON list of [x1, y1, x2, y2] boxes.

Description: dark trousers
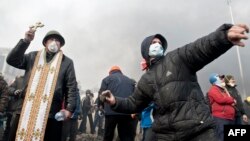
[[2, 114, 12, 141], [78, 113, 94, 134], [213, 117, 234, 141], [61, 119, 78, 141], [93, 111, 105, 136], [142, 127, 156, 141], [234, 115, 242, 125], [8, 114, 62, 141], [103, 115, 138, 141]]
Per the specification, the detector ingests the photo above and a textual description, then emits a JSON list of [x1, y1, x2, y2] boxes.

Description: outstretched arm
[[178, 24, 249, 72]]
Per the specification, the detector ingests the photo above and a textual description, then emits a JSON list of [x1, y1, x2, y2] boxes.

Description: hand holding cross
[[24, 22, 44, 43]]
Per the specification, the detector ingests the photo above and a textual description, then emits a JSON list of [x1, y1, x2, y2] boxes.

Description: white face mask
[[220, 82, 226, 87], [228, 83, 236, 87], [149, 43, 164, 57], [48, 41, 59, 53]]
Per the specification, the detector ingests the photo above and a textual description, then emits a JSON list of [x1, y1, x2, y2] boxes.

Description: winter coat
[[99, 70, 135, 115], [6, 39, 77, 118], [7, 76, 24, 113], [208, 85, 235, 120], [0, 76, 9, 112], [112, 24, 234, 140], [71, 88, 82, 119], [226, 85, 245, 117]]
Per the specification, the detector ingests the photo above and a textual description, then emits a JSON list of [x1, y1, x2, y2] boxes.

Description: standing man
[[6, 25, 77, 141], [99, 66, 137, 141], [3, 75, 24, 141], [0, 73, 9, 140], [225, 74, 248, 124], [78, 90, 95, 134], [101, 24, 249, 141], [0, 73, 9, 115]]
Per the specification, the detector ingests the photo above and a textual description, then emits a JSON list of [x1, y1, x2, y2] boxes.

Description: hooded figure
[[102, 23, 249, 141]]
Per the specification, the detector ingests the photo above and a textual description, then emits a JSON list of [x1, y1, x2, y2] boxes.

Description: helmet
[[42, 30, 65, 47]]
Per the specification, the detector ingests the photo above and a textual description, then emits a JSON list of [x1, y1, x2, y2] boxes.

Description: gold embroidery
[[37, 64, 43, 71], [42, 95, 48, 103], [33, 128, 42, 139], [28, 94, 35, 101], [16, 50, 63, 141], [50, 67, 55, 74], [17, 128, 26, 139]]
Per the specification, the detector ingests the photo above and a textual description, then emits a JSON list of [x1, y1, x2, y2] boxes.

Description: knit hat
[[109, 65, 121, 74], [225, 75, 234, 84], [42, 30, 65, 47]]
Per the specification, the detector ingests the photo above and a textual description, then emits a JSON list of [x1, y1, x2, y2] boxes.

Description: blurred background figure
[[208, 73, 236, 141], [243, 96, 250, 125], [78, 89, 95, 134], [225, 75, 248, 124]]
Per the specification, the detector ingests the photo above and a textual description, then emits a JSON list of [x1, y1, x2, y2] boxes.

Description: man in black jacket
[[102, 24, 249, 141], [225, 74, 248, 124], [6, 26, 77, 141]]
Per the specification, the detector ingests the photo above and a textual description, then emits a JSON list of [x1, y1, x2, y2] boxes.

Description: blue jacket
[[141, 103, 154, 128], [71, 89, 81, 119]]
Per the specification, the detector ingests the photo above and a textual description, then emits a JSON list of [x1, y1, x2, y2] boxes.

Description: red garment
[[208, 85, 235, 120]]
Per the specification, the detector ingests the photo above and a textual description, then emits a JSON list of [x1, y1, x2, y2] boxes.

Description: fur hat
[[225, 75, 234, 84]]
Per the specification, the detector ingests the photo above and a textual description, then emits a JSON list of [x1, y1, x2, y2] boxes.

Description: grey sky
[[1, 0, 250, 97]]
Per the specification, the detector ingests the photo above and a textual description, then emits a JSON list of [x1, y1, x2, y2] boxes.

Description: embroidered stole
[[16, 49, 63, 141]]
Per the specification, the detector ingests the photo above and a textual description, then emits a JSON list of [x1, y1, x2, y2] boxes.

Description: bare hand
[[24, 27, 36, 42], [242, 114, 248, 123], [101, 90, 116, 105], [14, 89, 22, 95], [61, 109, 72, 119], [227, 24, 249, 47]]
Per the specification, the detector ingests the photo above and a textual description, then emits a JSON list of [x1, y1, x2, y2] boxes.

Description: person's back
[[101, 69, 135, 116], [99, 66, 137, 141]]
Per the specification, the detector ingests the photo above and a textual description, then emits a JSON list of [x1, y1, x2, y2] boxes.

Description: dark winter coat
[[112, 24, 234, 140], [6, 39, 77, 118], [226, 85, 245, 117], [7, 76, 24, 113], [0, 76, 9, 112], [99, 70, 136, 115]]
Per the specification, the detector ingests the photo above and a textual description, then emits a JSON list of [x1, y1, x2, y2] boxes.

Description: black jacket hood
[[141, 34, 167, 63]]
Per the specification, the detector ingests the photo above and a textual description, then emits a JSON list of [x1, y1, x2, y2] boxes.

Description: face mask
[[228, 83, 236, 87], [220, 82, 226, 87], [214, 78, 225, 88], [148, 43, 164, 57], [48, 41, 59, 53]]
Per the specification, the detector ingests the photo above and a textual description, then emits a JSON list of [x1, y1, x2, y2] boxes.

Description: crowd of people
[[0, 23, 249, 141]]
